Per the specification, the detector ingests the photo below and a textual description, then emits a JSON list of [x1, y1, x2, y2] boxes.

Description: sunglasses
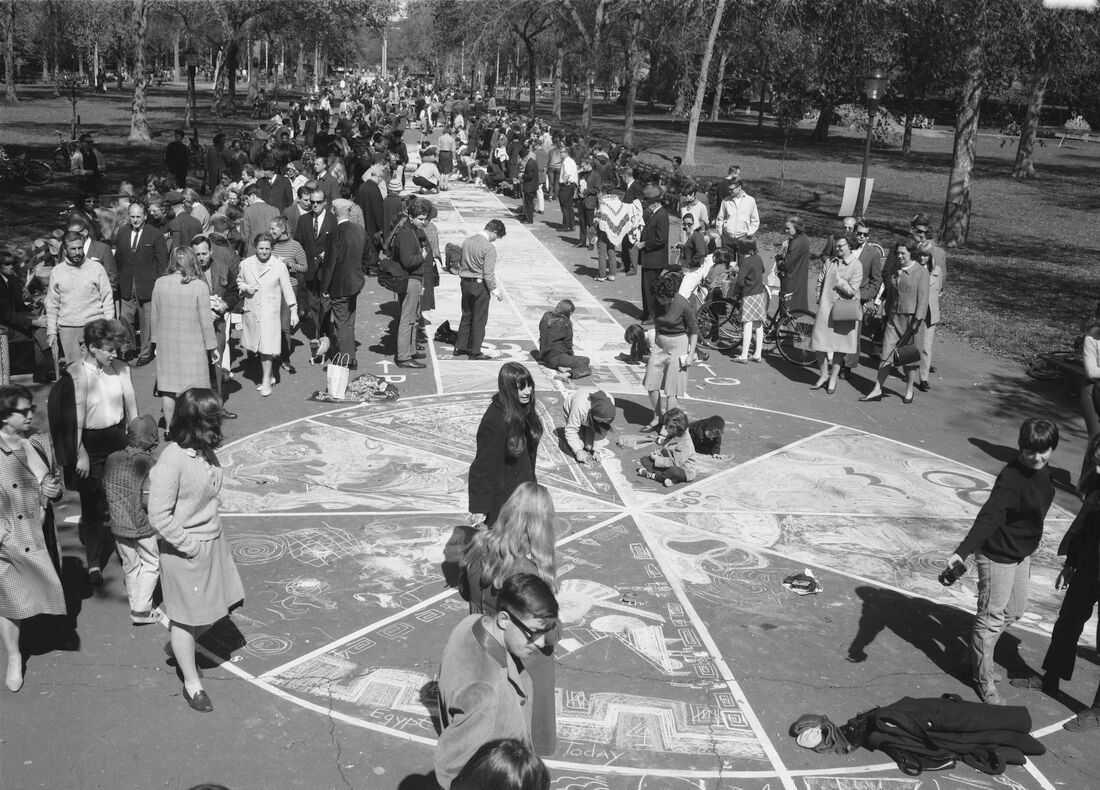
[[310, 199, 326, 205], [10, 404, 37, 417], [855, 232, 869, 237], [504, 610, 555, 643]]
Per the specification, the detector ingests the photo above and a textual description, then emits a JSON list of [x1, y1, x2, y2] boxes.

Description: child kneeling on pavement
[[637, 408, 697, 487]]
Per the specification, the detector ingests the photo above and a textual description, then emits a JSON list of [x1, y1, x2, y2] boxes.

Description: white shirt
[[716, 193, 760, 238], [560, 156, 578, 185]]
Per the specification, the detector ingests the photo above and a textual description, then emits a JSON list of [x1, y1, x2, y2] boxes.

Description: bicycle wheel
[[697, 299, 742, 350], [52, 147, 70, 171], [23, 159, 53, 185], [774, 309, 818, 366]]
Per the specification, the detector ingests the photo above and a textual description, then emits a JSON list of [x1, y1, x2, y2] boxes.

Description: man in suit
[[638, 185, 669, 323], [313, 154, 341, 203], [116, 202, 169, 365], [240, 184, 281, 256], [165, 190, 203, 253], [257, 166, 294, 211], [293, 189, 338, 355], [620, 167, 645, 276], [192, 234, 240, 418], [356, 163, 386, 276], [283, 186, 313, 237], [520, 145, 539, 224], [318, 199, 367, 368]]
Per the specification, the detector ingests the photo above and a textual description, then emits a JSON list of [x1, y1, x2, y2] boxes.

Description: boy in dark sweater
[[948, 417, 1059, 706]]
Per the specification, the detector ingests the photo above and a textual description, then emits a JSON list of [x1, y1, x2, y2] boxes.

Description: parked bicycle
[[696, 282, 817, 366], [52, 130, 78, 170], [0, 146, 53, 186]]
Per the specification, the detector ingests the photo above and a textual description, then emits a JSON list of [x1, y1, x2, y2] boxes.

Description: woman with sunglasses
[[460, 482, 559, 755], [0, 384, 67, 692]]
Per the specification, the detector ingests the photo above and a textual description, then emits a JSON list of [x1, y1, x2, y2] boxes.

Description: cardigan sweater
[[148, 443, 224, 557]]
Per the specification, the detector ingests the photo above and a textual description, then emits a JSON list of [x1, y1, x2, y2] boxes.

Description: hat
[[165, 190, 184, 205], [642, 184, 662, 201], [331, 198, 354, 213], [588, 391, 616, 437], [126, 415, 160, 450]]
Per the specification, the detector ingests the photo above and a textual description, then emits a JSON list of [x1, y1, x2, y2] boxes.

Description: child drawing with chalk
[[636, 408, 697, 487]]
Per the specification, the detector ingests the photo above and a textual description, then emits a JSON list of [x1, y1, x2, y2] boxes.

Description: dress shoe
[[134, 356, 153, 367], [280, 361, 296, 375], [220, 410, 238, 420], [88, 568, 104, 586], [734, 357, 748, 364], [395, 359, 426, 369], [348, 360, 358, 370], [412, 352, 427, 360], [453, 349, 468, 357], [916, 380, 931, 392], [858, 393, 883, 402], [837, 367, 851, 380], [902, 394, 914, 404], [1063, 707, 1100, 731], [183, 686, 214, 712], [6, 657, 24, 692], [468, 353, 492, 361]]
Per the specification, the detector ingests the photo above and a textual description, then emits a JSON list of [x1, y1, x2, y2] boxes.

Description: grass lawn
[[3, 85, 1097, 364]]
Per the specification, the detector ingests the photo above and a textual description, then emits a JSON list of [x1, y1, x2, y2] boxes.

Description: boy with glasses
[[435, 573, 558, 789]]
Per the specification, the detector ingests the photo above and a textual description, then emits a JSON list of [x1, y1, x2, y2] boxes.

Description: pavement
[[3, 160, 1099, 790]]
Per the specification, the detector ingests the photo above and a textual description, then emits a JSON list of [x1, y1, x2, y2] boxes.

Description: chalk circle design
[[704, 377, 740, 386], [227, 534, 288, 565], [243, 634, 293, 656]]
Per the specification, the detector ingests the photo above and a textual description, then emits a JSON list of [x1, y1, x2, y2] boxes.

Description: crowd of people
[[3, 70, 1100, 790]]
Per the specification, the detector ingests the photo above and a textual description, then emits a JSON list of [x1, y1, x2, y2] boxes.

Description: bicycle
[[52, 130, 78, 170], [0, 146, 53, 186], [695, 281, 817, 366]]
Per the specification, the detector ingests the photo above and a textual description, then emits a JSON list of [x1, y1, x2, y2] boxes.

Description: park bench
[[1034, 351, 1086, 397]]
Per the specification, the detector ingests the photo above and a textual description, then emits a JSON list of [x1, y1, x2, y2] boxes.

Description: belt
[[461, 277, 484, 284]]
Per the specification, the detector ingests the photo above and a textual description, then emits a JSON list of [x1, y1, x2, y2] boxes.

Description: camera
[[938, 560, 967, 587]]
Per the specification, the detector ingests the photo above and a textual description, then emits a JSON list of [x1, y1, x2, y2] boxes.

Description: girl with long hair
[[468, 363, 544, 527], [460, 482, 558, 755]]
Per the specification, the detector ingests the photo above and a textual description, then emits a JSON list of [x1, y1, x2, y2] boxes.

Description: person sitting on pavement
[[636, 407, 698, 487], [537, 300, 591, 380], [563, 387, 616, 466]]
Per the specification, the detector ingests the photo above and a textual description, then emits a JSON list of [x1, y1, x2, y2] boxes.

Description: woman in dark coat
[[468, 363, 543, 528], [779, 215, 813, 314]]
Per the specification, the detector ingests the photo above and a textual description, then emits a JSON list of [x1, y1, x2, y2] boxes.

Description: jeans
[[971, 553, 1031, 694], [396, 278, 422, 361], [595, 230, 616, 277], [115, 535, 160, 613], [558, 184, 576, 229], [547, 167, 560, 198]]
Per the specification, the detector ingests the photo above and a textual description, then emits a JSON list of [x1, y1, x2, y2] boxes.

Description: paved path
[[4, 173, 1099, 790]]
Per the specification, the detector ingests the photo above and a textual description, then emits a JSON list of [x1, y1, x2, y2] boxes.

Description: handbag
[[830, 298, 862, 322], [326, 353, 351, 400], [377, 257, 408, 295], [893, 326, 922, 367]]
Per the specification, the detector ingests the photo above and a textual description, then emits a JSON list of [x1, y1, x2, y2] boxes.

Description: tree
[[558, 0, 620, 132], [620, 0, 646, 146], [128, 0, 151, 142], [683, 0, 726, 166], [3, 0, 16, 102], [508, 1, 552, 115]]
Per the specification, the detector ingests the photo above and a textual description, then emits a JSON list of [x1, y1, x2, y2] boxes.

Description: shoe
[[221, 410, 238, 420], [978, 687, 1005, 706], [595, 276, 608, 282], [468, 353, 492, 361], [259, 386, 273, 397], [6, 657, 23, 692], [838, 367, 851, 380], [395, 359, 426, 369], [412, 352, 427, 360], [825, 385, 836, 395], [453, 349, 468, 357], [1063, 707, 1100, 731], [134, 356, 153, 367], [88, 568, 104, 586], [183, 686, 214, 713], [626, 269, 637, 276], [130, 610, 161, 625], [809, 380, 828, 390], [734, 357, 748, 364], [916, 380, 931, 392], [280, 361, 296, 375], [902, 394, 914, 404], [858, 393, 883, 402], [1009, 673, 1058, 693], [607, 275, 615, 281], [663, 478, 674, 488]]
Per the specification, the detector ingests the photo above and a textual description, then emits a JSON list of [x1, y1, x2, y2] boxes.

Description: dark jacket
[[293, 208, 338, 282], [394, 222, 429, 279], [782, 232, 814, 314], [538, 312, 573, 362], [639, 206, 669, 269], [356, 179, 385, 246], [115, 225, 169, 301], [735, 253, 766, 298], [468, 396, 539, 526], [1058, 486, 1100, 570], [167, 211, 203, 253], [521, 157, 539, 194], [320, 221, 367, 297], [259, 175, 294, 211]]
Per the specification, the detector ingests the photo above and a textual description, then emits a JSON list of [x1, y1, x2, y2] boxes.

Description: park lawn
[[3, 87, 1095, 363]]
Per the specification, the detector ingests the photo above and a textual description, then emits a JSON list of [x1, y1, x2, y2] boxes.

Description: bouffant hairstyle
[[0, 383, 33, 422], [170, 388, 224, 460], [83, 318, 127, 351]]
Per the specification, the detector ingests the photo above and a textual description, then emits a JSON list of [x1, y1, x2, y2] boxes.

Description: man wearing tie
[[318, 200, 367, 369], [293, 189, 337, 357], [116, 202, 168, 365]]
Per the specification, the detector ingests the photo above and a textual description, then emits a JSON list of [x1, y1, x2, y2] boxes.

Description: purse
[[893, 327, 921, 367], [830, 298, 862, 322]]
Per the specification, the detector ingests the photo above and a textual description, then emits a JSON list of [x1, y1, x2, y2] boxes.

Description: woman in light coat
[[809, 238, 863, 394], [238, 233, 298, 397], [151, 246, 219, 429]]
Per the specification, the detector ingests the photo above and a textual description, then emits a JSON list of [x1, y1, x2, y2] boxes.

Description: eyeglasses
[[309, 199, 326, 205], [10, 405, 36, 417], [504, 610, 556, 643], [855, 232, 869, 237]]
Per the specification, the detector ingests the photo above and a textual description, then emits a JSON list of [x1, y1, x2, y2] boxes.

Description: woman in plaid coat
[[0, 384, 66, 692], [151, 247, 218, 430]]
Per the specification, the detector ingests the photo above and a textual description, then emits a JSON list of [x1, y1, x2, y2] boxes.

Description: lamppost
[[854, 67, 887, 219], [183, 46, 200, 131]]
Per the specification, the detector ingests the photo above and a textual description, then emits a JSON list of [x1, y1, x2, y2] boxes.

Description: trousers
[[120, 297, 153, 358], [329, 294, 358, 363], [396, 278, 422, 361], [115, 535, 160, 613], [971, 553, 1031, 693], [558, 184, 576, 229], [1042, 560, 1099, 681], [456, 279, 490, 355]]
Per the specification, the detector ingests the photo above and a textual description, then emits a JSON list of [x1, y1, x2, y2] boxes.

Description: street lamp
[[854, 67, 887, 219], [182, 46, 201, 131]]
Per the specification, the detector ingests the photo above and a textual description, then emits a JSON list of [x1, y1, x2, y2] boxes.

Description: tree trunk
[[683, 0, 726, 166], [941, 46, 984, 248], [313, 43, 320, 93], [672, 56, 691, 116], [811, 100, 831, 142], [709, 43, 729, 122], [4, 0, 17, 102], [1012, 45, 1054, 180], [246, 39, 260, 103], [621, 4, 643, 145], [93, 40, 99, 90], [524, 38, 537, 116], [173, 31, 180, 82], [211, 46, 227, 115], [552, 39, 563, 122], [757, 76, 766, 127], [226, 38, 239, 102], [902, 109, 914, 156], [128, 0, 151, 142], [295, 41, 305, 87]]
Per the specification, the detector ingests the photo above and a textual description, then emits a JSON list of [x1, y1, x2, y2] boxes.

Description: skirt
[[158, 532, 244, 627], [880, 312, 925, 370], [438, 150, 454, 174], [740, 291, 767, 323], [644, 333, 689, 398]]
